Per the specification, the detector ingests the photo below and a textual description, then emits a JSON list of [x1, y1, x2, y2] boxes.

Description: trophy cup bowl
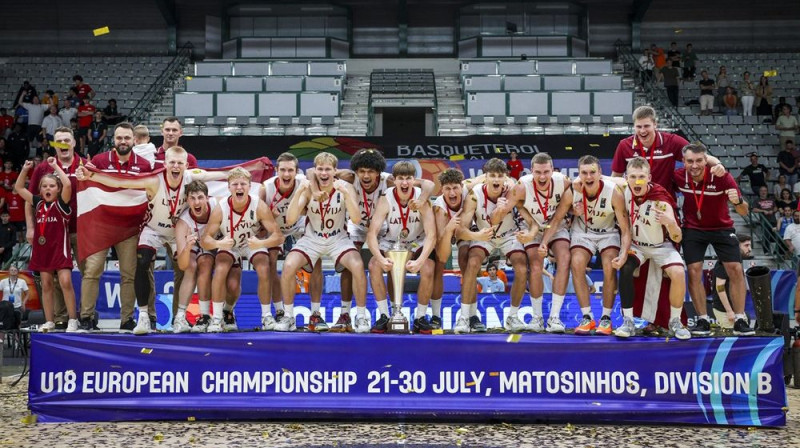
[[386, 243, 411, 334]]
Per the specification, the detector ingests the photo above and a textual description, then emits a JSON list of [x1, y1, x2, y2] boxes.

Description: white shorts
[[270, 224, 306, 256], [470, 234, 525, 259], [523, 227, 571, 250], [630, 242, 685, 269], [218, 245, 270, 265], [291, 234, 357, 273], [570, 231, 621, 255], [138, 226, 176, 254]]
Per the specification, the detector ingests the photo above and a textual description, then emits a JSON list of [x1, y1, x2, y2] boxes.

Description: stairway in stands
[[338, 75, 370, 136]]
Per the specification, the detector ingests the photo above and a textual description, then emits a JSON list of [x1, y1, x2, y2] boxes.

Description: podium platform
[[28, 332, 786, 426]]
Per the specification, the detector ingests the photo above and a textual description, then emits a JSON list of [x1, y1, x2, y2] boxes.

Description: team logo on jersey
[[600, 198, 607, 208]]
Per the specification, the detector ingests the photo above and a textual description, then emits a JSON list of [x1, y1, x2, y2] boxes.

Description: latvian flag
[[76, 157, 274, 261]]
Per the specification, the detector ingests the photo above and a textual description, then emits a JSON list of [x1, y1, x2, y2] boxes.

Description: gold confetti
[[93, 427, 103, 433], [395, 433, 407, 440], [192, 169, 203, 174], [332, 374, 339, 378], [455, 427, 469, 434], [282, 368, 291, 373], [465, 381, 476, 387], [262, 431, 270, 438], [383, 364, 392, 369], [93, 26, 110, 37], [506, 334, 521, 343], [51, 141, 71, 149], [489, 371, 500, 376], [432, 329, 444, 335], [287, 423, 303, 431], [781, 406, 789, 412], [187, 416, 196, 421], [634, 179, 646, 185], [450, 154, 465, 161], [153, 433, 164, 442], [665, 337, 670, 343], [603, 132, 610, 137], [185, 76, 193, 81], [189, 436, 197, 444], [500, 422, 514, 429], [747, 426, 757, 432], [589, 144, 600, 147], [674, 29, 683, 34], [565, 146, 573, 150], [764, 70, 777, 78], [21, 414, 37, 424], [456, 439, 463, 446], [565, 423, 575, 432], [141, 348, 153, 354]]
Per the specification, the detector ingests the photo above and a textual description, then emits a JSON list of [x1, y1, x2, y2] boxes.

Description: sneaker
[[192, 315, 211, 333], [641, 322, 661, 336], [207, 317, 224, 333], [329, 312, 353, 333], [371, 313, 390, 333], [413, 316, 433, 334], [261, 314, 277, 331], [133, 312, 151, 335], [275, 309, 285, 320], [223, 309, 238, 332], [504, 314, 526, 333], [574, 315, 596, 335], [66, 319, 83, 333], [430, 315, 443, 330], [733, 318, 755, 336], [54, 321, 67, 330], [308, 312, 329, 332], [614, 317, 637, 338], [172, 314, 191, 333], [691, 318, 711, 336], [354, 315, 371, 333], [78, 317, 95, 332], [596, 316, 613, 336], [469, 316, 487, 333], [669, 318, 691, 340], [453, 316, 470, 334], [149, 315, 157, 330], [40, 321, 55, 332], [527, 315, 545, 332], [275, 315, 296, 332], [119, 317, 136, 333], [546, 316, 566, 333]]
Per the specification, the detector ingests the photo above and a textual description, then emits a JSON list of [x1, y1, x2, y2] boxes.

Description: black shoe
[[54, 321, 68, 330], [691, 318, 711, 336], [371, 313, 390, 333], [275, 309, 285, 320], [223, 309, 238, 331], [733, 318, 755, 336], [78, 317, 96, 331], [469, 315, 487, 333], [149, 315, 157, 330], [119, 317, 136, 332], [429, 315, 442, 330], [413, 316, 433, 334]]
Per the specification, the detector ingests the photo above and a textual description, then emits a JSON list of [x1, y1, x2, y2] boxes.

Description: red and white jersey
[[351, 172, 390, 230], [380, 187, 424, 250], [519, 172, 568, 229], [473, 184, 518, 239], [624, 186, 669, 247], [178, 197, 217, 237], [263, 174, 306, 235], [572, 179, 618, 234], [306, 189, 347, 239], [29, 196, 72, 272], [432, 188, 468, 217], [219, 195, 262, 249], [145, 171, 193, 236]]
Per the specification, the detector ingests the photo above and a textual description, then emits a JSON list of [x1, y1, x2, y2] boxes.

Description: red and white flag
[[76, 157, 274, 261]]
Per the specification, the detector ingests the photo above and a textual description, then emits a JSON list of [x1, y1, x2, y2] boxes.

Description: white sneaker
[[66, 319, 84, 333], [275, 315, 296, 332], [504, 315, 526, 333], [172, 315, 191, 333], [192, 315, 210, 333], [133, 312, 151, 335], [614, 317, 637, 338], [262, 314, 277, 331], [354, 315, 370, 333], [669, 318, 691, 340], [40, 321, 55, 333], [453, 316, 470, 334], [546, 316, 566, 333], [527, 315, 545, 332], [206, 317, 223, 333]]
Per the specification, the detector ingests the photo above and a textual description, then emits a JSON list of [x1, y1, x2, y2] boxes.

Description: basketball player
[[366, 161, 437, 334], [201, 168, 284, 332], [616, 157, 691, 340], [276, 152, 370, 333]]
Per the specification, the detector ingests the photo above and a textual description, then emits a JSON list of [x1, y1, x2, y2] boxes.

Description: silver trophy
[[386, 242, 411, 334]]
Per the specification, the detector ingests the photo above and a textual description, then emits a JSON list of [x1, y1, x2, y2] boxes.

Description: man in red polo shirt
[[506, 151, 524, 180], [155, 117, 198, 168], [674, 142, 753, 336], [612, 106, 725, 194], [81, 122, 153, 331]]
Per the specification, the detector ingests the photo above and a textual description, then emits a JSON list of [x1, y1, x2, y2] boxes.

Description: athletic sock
[[670, 306, 683, 322], [699, 313, 709, 322], [602, 307, 613, 319], [431, 298, 442, 317], [223, 303, 233, 312], [622, 308, 633, 318], [260, 304, 271, 318], [550, 294, 565, 318], [199, 300, 210, 315], [177, 304, 187, 316], [356, 306, 366, 317], [273, 301, 284, 312], [415, 303, 428, 319], [340, 300, 352, 313], [212, 302, 223, 320], [531, 296, 543, 316], [581, 306, 593, 319], [509, 305, 519, 317], [734, 313, 746, 321], [285, 304, 294, 317], [376, 299, 390, 316], [311, 302, 320, 314]]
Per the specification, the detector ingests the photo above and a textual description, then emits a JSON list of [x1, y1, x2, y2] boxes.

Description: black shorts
[[681, 228, 741, 265]]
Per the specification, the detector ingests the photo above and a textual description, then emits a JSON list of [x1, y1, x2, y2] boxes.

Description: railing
[[127, 42, 194, 125], [747, 210, 795, 270]]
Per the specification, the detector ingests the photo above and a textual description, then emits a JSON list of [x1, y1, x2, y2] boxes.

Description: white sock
[[285, 304, 294, 317], [509, 305, 519, 317], [199, 300, 210, 315], [602, 307, 613, 318], [341, 300, 352, 313], [356, 306, 366, 317], [431, 298, 442, 317], [223, 303, 233, 312], [550, 294, 565, 317], [734, 313, 746, 321], [311, 302, 320, 314], [670, 306, 682, 321], [376, 299, 390, 316], [581, 306, 592, 319], [416, 303, 428, 319], [178, 304, 187, 315], [212, 302, 223, 320], [622, 308, 633, 318], [261, 304, 271, 317], [699, 314, 709, 321], [531, 296, 543, 316], [273, 301, 284, 312]]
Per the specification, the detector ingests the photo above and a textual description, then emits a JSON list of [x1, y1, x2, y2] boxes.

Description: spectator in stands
[[0, 265, 28, 323], [0, 212, 15, 266], [0, 109, 14, 138], [41, 105, 63, 141], [698, 70, 716, 115], [68, 118, 81, 155], [778, 206, 794, 236], [715, 66, 730, 109], [5, 180, 26, 244], [752, 186, 778, 226], [773, 97, 788, 123], [738, 153, 770, 195], [774, 174, 791, 198], [776, 187, 796, 210], [0, 138, 7, 163], [776, 105, 799, 150], [662, 63, 681, 107], [18, 96, 48, 144], [86, 111, 107, 157], [783, 210, 800, 256], [77, 97, 96, 149], [666, 42, 681, 68], [755, 76, 773, 117], [638, 49, 654, 83], [681, 43, 697, 81], [506, 151, 523, 179], [477, 263, 506, 293], [72, 75, 95, 100], [41, 89, 59, 109], [6, 125, 29, 169], [0, 160, 18, 192], [739, 71, 756, 117], [650, 44, 666, 83], [14, 81, 37, 105], [723, 87, 739, 116], [778, 144, 798, 186], [65, 87, 81, 109], [58, 101, 77, 131], [102, 99, 125, 125]]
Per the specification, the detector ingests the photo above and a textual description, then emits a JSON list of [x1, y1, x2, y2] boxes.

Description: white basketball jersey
[[263, 174, 306, 235], [381, 187, 424, 248], [472, 184, 518, 239], [572, 179, 617, 234], [306, 189, 347, 238], [351, 172, 390, 230], [219, 194, 262, 249], [432, 188, 468, 218], [178, 197, 217, 237], [145, 171, 193, 236], [520, 172, 567, 229], [623, 187, 668, 246]]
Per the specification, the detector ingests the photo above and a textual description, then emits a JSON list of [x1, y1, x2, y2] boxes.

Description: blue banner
[[28, 333, 786, 425]]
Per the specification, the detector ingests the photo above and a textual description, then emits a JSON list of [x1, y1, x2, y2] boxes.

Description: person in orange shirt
[[650, 44, 666, 83]]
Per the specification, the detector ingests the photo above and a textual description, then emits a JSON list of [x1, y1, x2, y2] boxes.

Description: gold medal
[[697, 211, 702, 220], [38, 236, 46, 245], [171, 215, 179, 226], [400, 228, 409, 239]]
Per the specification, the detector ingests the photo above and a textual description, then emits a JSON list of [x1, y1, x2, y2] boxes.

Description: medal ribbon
[[166, 171, 184, 223], [629, 193, 640, 228], [532, 179, 551, 223], [688, 167, 708, 218], [318, 190, 335, 229], [269, 181, 294, 211], [582, 180, 602, 233], [38, 201, 54, 241], [633, 134, 655, 167], [227, 196, 251, 239], [361, 186, 372, 220], [394, 187, 414, 235]]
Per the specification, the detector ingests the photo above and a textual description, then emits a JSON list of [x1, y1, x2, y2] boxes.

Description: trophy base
[[386, 317, 410, 334]]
